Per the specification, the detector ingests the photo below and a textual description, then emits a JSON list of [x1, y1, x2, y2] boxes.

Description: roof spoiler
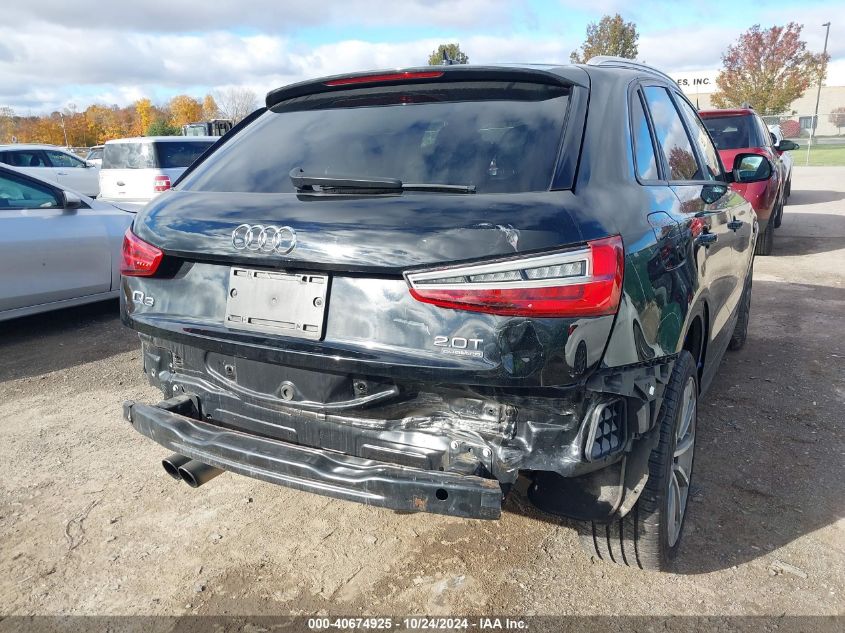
[[265, 65, 586, 108]]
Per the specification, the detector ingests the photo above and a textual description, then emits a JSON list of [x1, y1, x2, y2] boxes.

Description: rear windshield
[[178, 81, 570, 194], [103, 141, 214, 169], [702, 115, 761, 150]]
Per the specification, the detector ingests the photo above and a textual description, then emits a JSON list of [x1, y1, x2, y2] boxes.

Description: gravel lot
[[0, 166, 842, 618]]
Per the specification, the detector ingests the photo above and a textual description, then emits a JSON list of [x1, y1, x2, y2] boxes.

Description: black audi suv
[[121, 57, 765, 570]]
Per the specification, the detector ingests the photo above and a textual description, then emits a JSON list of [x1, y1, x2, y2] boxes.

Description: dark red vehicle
[[700, 108, 796, 255]]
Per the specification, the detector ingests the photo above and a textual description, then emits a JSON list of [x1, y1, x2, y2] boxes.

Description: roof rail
[[586, 56, 675, 84]]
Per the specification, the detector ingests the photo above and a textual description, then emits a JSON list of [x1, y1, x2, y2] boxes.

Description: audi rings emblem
[[232, 224, 297, 254]]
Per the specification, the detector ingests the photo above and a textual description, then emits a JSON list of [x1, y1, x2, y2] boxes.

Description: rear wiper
[[289, 168, 475, 194]]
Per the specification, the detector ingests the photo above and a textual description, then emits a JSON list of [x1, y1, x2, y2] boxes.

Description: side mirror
[[63, 191, 84, 209], [729, 153, 772, 184], [776, 140, 799, 152]]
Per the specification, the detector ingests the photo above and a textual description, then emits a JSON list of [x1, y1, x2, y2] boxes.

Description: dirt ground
[[0, 166, 842, 618]]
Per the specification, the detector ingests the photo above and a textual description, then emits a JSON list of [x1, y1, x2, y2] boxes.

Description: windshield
[[178, 81, 570, 194], [702, 115, 758, 150]]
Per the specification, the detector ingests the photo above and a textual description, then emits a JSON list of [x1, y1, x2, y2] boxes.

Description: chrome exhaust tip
[[177, 460, 224, 488]]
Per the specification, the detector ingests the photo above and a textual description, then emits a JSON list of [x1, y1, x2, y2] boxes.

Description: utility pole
[[806, 22, 831, 166]]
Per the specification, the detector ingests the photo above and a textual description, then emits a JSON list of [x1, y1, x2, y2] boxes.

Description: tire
[[785, 177, 791, 201], [754, 221, 773, 256], [773, 197, 784, 229], [577, 351, 698, 571], [729, 266, 752, 351]]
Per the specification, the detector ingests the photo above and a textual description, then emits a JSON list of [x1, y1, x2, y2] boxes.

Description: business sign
[[670, 70, 719, 94]]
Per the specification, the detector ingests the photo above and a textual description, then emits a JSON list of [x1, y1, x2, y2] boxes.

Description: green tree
[[427, 43, 469, 66], [146, 118, 180, 136], [570, 14, 638, 63], [712, 23, 828, 115]]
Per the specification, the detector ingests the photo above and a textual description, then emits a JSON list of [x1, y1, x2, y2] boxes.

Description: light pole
[[59, 111, 69, 148], [806, 22, 831, 166]]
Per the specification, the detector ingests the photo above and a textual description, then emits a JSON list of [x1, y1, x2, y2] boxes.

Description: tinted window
[[674, 97, 720, 180], [632, 92, 659, 180], [155, 141, 215, 168], [702, 115, 756, 150], [643, 87, 701, 181], [1, 150, 48, 167], [179, 81, 570, 194], [86, 148, 103, 161], [45, 150, 85, 168], [0, 171, 60, 208], [103, 143, 156, 169]]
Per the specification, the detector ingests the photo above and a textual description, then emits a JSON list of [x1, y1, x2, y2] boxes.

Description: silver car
[[0, 164, 133, 322]]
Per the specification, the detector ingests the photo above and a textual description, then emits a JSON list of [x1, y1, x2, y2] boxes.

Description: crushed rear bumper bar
[[123, 398, 503, 519]]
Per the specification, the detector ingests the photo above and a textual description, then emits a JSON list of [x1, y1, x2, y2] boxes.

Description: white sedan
[[0, 144, 100, 197], [0, 164, 133, 322]]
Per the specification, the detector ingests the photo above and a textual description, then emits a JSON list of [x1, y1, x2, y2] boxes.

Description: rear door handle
[[727, 219, 743, 231], [56, 171, 67, 175], [116, 181, 125, 186], [696, 233, 718, 246]]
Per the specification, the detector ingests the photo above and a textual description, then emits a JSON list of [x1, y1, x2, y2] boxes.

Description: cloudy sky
[[1, 0, 842, 113]]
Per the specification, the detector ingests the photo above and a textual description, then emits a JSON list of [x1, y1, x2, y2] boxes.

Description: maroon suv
[[700, 108, 795, 255]]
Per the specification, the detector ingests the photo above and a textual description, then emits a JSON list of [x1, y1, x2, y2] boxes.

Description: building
[[670, 70, 845, 137]]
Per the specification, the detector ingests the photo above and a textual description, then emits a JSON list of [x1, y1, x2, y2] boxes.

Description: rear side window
[[155, 141, 215, 168], [1, 150, 48, 167], [103, 143, 156, 169], [643, 87, 701, 181], [631, 92, 658, 180], [178, 81, 570, 194], [673, 98, 720, 180]]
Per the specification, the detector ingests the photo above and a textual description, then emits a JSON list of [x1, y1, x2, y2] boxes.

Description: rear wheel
[[729, 266, 752, 351], [785, 177, 791, 201], [754, 221, 774, 256], [577, 351, 698, 571]]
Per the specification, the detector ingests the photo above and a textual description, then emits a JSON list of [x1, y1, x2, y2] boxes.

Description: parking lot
[[0, 166, 842, 617]]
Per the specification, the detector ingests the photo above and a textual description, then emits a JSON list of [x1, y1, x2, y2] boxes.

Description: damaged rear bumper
[[123, 398, 504, 519]]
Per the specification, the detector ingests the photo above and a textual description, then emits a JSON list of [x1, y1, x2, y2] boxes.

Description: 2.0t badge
[[232, 224, 297, 254]]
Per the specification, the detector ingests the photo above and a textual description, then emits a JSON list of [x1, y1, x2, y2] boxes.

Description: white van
[[99, 136, 216, 206]]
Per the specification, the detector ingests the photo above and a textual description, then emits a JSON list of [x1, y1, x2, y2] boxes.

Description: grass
[[793, 143, 845, 167]]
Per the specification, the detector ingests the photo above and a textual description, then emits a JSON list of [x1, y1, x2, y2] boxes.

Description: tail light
[[121, 228, 163, 277], [406, 235, 624, 317], [153, 175, 171, 192]]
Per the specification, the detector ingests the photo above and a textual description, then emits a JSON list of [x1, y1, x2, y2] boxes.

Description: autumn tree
[[570, 14, 638, 63], [202, 94, 220, 120], [168, 94, 203, 128], [214, 87, 258, 123], [0, 107, 16, 143], [829, 107, 845, 135], [427, 43, 469, 66], [712, 23, 828, 115], [135, 98, 154, 135]]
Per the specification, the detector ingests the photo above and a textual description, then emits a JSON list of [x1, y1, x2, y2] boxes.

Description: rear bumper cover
[[123, 398, 503, 519]]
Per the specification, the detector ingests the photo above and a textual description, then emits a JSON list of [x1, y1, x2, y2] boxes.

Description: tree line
[[430, 16, 829, 116], [0, 87, 258, 146]]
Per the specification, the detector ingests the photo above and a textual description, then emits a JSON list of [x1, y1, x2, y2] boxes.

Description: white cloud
[[5, 0, 529, 32]]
